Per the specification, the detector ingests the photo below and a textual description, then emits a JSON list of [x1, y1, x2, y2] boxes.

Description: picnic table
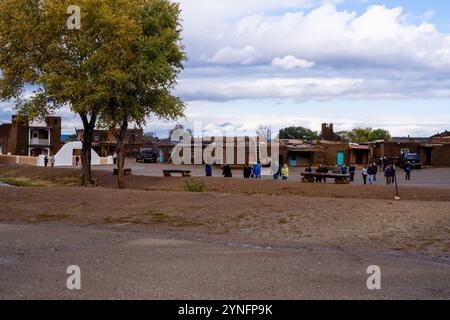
[[163, 169, 192, 177], [113, 168, 132, 176], [301, 172, 350, 184]]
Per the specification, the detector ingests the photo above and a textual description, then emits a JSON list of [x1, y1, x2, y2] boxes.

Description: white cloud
[[178, 77, 364, 100], [208, 46, 257, 65], [183, 4, 450, 72], [272, 56, 315, 69], [177, 75, 450, 101]]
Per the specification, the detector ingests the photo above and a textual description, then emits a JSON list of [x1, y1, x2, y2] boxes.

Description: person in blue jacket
[[252, 161, 261, 179], [205, 164, 212, 177]]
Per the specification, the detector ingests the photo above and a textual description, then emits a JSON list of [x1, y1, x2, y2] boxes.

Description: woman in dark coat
[[243, 163, 252, 179], [222, 164, 232, 178]]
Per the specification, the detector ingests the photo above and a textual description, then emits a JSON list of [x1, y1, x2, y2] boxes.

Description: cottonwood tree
[[92, 0, 185, 189], [0, 0, 184, 187], [279, 126, 319, 141], [0, 0, 108, 185], [338, 128, 391, 143]]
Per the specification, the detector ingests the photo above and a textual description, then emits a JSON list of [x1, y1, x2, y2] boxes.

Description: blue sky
[[1, 0, 450, 137]]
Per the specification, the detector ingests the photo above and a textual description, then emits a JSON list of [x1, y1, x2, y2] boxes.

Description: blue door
[[289, 153, 297, 167], [337, 151, 345, 166]]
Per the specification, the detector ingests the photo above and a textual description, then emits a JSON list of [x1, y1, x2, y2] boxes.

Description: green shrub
[[184, 179, 207, 193]]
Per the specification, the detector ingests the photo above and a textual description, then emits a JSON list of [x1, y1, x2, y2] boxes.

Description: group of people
[[361, 160, 413, 185], [306, 165, 329, 183], [244, 161, 262, 179], [361, 163, 379, 185], [204, 158, 414, 184], [43, 155, 55, 168], [205, 161, 290, 180], [43, 154, 82, 168], [272, 162, 289, 180]]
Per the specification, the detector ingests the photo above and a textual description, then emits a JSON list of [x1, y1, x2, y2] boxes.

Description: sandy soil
[[1, 164, 450, 201], [0, 189, 449, 258], [1, 164, 449, 258]]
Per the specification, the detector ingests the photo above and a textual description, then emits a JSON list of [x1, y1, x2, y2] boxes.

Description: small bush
[[148, 210, 170, 223], [0, 177, 50, 187], [184, 179, 207, 193]]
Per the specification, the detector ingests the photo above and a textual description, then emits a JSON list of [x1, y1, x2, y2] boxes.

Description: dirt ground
[[1, 164, 449, 259]]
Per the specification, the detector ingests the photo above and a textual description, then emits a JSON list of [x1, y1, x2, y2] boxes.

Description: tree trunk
[[115, 120, 128, 189], [80, 112, 97, 187]]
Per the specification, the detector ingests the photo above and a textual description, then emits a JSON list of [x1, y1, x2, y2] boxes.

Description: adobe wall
[[320, 143, 350, 166], [430, 144, 450, 166], [0, 155, 37, 165]]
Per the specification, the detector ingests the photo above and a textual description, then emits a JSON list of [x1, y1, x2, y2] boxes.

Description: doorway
[[289, 152, 297, 167], [424, 148, 432, 165], [337, 151, 345, 166]]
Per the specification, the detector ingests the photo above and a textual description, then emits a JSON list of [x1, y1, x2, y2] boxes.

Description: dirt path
[[1, 222, 449, 299], [1, 186, 449, 258]]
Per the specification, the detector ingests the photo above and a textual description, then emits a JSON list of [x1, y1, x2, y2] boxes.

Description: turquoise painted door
[[337, 151, 345, 166], [289, 153, 297, 167], [159, 149, 165, 163]]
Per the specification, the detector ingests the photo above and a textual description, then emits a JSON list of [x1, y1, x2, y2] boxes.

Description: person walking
[[243, 163, 252, 179], [405, 161, 412, 181], [362, 166, 368, 185], [75, 155, 80, 166], [315, 166, 322, 183], [273, 161, 280, 180], [367, 164, 376, 184], [222, 164, 232, 178], [349, 164, 356, 182], [321, 165, 329, 183], [372, 163, 378, 181], [44, 155, 49, 167], [252, 161, 261, 179], [205, 163, 212, 177], [50, 155, 55, 168], [281, 164, 289, 181], [385, 164, 393, 185], [383, 157, 389, 172]]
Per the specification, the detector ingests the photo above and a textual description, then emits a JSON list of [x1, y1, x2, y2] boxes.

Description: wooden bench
[[163, 169, 192, 177], [301, 172, 350, 184], [113, 168, 132, 176]]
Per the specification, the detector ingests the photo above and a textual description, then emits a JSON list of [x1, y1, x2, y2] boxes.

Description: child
[[362, 166, 368, 185], [281, 164, 289, 181]]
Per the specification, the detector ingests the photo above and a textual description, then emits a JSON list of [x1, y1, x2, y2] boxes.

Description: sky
[[2, 0, 450, 137]]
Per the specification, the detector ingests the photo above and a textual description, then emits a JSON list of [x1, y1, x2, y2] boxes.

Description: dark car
[[399, 153, 422, 169], [136, 149, 157, 163]]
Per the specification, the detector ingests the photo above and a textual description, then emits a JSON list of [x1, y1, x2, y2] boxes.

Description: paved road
[[93, 160, 450, 188], [1, 223, 449, 299]]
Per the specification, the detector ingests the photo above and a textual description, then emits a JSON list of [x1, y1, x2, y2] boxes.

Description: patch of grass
[[0, 177, 52, 187], [277, 217, 289, 224], [148, 210, 171, 223], [184, 179, 207, 193], [33, 213, 72, 222]]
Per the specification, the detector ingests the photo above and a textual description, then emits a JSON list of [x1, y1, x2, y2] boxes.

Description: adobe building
[[75, 128, 144, 157], [278, 123, 371, 167], [0, 115, 62, 156], [370, 131, 450, 166]]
